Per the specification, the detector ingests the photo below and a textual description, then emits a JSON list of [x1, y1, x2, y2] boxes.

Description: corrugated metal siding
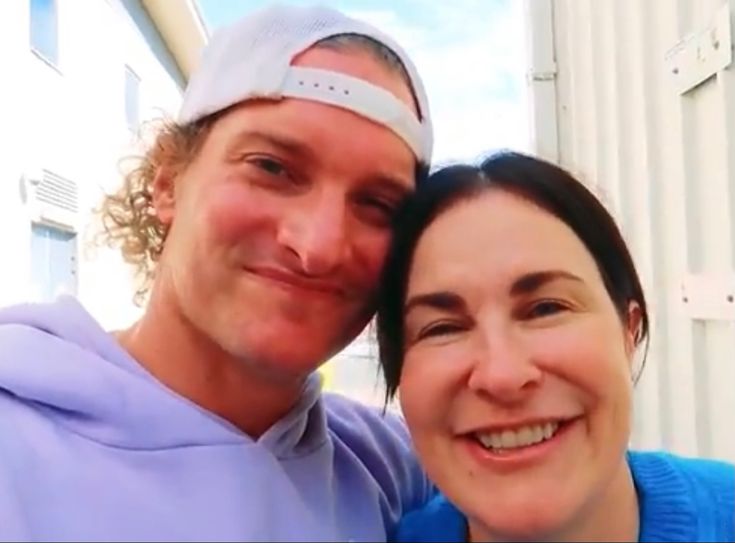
[[529, 0, 735, 462]]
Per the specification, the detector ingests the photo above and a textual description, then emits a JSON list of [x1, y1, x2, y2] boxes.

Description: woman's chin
[[469, 502, 573, 542]]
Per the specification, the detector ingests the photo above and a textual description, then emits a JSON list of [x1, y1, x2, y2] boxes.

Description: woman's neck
[[470, 459, 639, 542]]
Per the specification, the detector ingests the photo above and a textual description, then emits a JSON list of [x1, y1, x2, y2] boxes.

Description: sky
[[195, 0, 529, 165]]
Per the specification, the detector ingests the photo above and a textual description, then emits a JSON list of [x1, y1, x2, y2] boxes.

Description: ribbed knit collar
[[628, 451, 698, 542]]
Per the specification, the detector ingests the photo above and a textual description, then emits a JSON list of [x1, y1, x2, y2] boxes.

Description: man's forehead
[[213, 111, 416, 190]]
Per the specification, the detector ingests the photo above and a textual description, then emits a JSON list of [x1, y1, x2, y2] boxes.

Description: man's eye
[[355, 196, 399, 226], [248, 157, 288, 177], [366, 198, 397, 216]]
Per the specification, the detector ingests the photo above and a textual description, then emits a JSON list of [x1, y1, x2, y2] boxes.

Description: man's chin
[[236, 336, 340, 375], [225, 314, 370, 374]]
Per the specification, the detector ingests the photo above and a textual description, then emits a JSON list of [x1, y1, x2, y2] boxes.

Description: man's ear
[[151, 166, 176, 226], [624, 301, 643, 361]]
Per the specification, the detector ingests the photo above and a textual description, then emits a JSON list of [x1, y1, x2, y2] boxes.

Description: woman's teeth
[[475, 421, 561, 450]]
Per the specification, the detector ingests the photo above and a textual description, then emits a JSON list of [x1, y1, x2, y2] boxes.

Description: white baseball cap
[[178, 3, 433, 164]]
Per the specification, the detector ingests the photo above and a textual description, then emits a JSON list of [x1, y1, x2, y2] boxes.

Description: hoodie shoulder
[[0, 296, 158, 395], [323, 393, 433, 521], [0, 297, 139, 401], [0, 297, 126, 364]]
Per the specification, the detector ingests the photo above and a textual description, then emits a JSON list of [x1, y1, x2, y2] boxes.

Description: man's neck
[[115, 289, 305, 439]]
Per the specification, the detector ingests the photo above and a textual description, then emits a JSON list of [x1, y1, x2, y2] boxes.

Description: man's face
[[154, 46, 418, 381]]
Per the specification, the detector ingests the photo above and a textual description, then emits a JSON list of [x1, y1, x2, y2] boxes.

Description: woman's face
[[399, 189, 640, 541]]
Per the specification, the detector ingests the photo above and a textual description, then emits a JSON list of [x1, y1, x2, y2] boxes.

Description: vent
[[36, 170, 79, 213]]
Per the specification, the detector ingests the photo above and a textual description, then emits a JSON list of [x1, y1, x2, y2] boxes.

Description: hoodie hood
[[0, 296, 325, 453]]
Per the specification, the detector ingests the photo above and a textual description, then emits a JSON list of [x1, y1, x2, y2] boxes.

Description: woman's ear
[[624, 301, 643, 361], [151, 166, 177, 226]]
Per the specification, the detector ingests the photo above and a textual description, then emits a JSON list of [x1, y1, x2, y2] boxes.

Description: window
[[30, 223, 78, 302], [125, 66, 140, 130], [30, 0, 59, 66]]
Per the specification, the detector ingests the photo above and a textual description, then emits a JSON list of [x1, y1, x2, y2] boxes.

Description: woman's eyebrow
[[404, 291, 467, 317], [510, 270, 584, 297]]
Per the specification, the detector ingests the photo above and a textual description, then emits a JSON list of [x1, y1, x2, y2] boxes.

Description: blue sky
[[195, 0, 529, 164]]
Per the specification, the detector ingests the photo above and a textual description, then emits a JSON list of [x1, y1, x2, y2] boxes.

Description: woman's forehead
[[407, 191, 599, 292]]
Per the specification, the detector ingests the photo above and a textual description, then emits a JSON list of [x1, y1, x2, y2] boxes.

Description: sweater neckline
[[628, 451, 697, 542]]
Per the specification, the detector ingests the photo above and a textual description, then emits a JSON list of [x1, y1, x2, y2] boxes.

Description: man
[[0, 4, 433, 541]]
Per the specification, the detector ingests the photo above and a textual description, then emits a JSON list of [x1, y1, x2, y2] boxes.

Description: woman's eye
[[527, 300, 567, 319], [417, 322, 464, 340]]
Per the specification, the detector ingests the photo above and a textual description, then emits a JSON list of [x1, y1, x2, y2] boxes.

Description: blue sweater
[[395, 451, 734, 542]]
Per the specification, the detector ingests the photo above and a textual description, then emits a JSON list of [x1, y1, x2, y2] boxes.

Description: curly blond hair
[[97, 114, 219, 305]]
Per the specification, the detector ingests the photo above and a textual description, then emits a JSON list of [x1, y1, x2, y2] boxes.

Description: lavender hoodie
[[0, 297, 431, 541]]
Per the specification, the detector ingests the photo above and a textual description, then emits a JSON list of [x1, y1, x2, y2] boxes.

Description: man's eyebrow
[[404, 291, 467, 317], [226, 129, 315, 160], [509, 270, 584, 296], [363, 174, 414, 198]]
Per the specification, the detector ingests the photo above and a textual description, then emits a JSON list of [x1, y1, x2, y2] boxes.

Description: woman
[[377, 152, 734, 542]]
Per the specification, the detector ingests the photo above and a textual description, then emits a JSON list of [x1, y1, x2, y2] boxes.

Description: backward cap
[[179, 3, 433, 163]]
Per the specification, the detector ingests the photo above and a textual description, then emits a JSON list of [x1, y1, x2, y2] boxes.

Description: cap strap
[[280, 66, 426, 161]]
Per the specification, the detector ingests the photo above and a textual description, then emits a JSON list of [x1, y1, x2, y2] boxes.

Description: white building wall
[[323, 327, 387, 407], [526, 0, 735, 462], [0, 0, 185, 329], [0, 1, 33, 315]]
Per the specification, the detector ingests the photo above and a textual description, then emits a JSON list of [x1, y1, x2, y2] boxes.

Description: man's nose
[[277, 192, 350, 276]]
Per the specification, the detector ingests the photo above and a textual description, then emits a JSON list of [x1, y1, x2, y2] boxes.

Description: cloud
[[348, 1, 529, 162], [344, 8, 402, 30], [197, 0, 530, 162]]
